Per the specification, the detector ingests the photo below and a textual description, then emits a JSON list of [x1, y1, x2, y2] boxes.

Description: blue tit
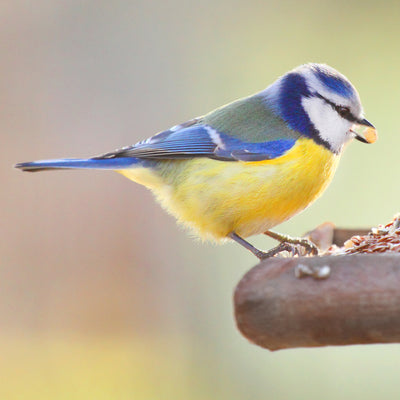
[[16, 63, 377, 259]]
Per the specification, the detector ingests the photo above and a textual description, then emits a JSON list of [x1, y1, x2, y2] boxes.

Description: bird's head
[[265, 63, 377, 153]]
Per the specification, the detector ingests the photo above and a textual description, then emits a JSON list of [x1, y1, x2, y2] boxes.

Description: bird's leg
[[228, 232, 297, 260], [264, 230, 319, 256]]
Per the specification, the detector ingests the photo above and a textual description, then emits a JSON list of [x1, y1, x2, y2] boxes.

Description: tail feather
[[15, 157, 140, 172]]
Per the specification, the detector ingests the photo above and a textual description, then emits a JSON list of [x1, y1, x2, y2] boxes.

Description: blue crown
[[309, 64, 355, 99]]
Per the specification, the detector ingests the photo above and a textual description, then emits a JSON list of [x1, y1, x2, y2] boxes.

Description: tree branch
[[234, 254, 400, 351]]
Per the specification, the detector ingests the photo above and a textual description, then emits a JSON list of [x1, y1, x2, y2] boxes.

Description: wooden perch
[[234, 253, 400, 351]]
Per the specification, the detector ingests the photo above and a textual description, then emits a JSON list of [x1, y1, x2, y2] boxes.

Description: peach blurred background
[[3, 1, 400, 398]]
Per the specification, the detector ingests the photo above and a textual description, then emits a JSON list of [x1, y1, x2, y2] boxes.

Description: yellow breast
[[118, 138, 340, 241]]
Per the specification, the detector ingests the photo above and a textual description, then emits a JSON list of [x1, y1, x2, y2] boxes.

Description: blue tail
[[15, 157, 140, 172]]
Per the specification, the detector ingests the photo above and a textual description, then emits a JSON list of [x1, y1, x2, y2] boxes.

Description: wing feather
[[94, 98, 298, 162]]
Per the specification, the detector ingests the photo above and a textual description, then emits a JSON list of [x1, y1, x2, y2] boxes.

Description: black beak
[[359, 118, 375, 129], [354, 133, 369, 143]]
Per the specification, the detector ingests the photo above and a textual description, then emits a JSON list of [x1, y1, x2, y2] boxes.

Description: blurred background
[[2, 0, 400, 398]]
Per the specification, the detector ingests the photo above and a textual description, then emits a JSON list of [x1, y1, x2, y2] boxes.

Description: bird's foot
[[264, 230, 319, 256], [255, 242, 301, 259], [228, 231, 319, 260]]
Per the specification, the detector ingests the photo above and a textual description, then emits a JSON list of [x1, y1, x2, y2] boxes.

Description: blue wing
[[16, 95, 299, 172], [96, 119, 296, 162]]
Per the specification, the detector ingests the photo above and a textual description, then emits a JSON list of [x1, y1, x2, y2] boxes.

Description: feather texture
[[119, 138, 340, 239], [15, 157, 139, 172], [95, 95, 298, 162], [15, 63, 373, 245]]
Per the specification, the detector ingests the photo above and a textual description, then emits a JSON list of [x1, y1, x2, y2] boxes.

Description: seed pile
[[329, 215, 400, 255]]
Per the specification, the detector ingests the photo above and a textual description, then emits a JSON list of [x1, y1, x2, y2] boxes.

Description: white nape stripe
[[302, 96, 353, 153]]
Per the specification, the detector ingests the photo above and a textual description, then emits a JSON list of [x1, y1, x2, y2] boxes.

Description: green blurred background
[[2, 0, 400, 398]]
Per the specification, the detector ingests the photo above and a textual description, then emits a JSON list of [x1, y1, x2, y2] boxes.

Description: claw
[[297, 238, 319, 256], [264, 231, 320, 256], [256, 242, 294, 259], [229, 231, 320, 260]]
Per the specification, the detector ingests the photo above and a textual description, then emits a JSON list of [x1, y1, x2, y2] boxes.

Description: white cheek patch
[[302, 97, 353, 153]]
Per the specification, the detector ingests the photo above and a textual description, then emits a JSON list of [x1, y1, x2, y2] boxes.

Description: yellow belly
[[118, 138, 340, 241]]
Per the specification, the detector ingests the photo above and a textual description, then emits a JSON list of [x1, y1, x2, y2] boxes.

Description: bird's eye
[[336, 105, 352, 119]]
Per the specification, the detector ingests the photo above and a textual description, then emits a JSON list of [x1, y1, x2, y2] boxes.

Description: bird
[[15, 63, 377, 259]]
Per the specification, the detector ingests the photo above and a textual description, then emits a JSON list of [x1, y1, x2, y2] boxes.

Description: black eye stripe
[[314, 93, 357, 122]]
